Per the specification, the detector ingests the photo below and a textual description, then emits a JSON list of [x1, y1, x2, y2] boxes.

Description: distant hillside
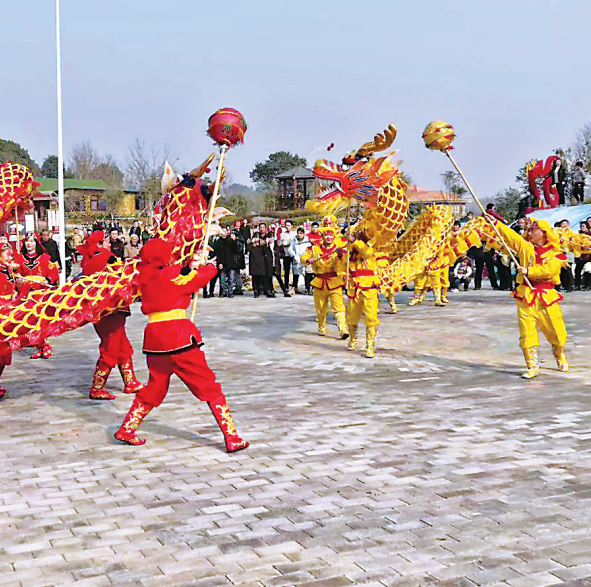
[[223, 183, 262, 200]]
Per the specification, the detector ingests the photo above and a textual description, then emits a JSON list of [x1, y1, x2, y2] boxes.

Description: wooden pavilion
[[274, 167, 316, 210]]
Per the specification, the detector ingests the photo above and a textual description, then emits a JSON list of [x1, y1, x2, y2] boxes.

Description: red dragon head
[[0, 161, 40, 225]]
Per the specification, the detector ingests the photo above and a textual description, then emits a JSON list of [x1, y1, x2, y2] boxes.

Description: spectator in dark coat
[[129, 220, 142, 239], [109, 229, 125, 261], [575, 222, 590, 290], [240, 219, 252, 245], [468, 246, 485, 290], [269, 234, 290, 297], [40, 231, 62, 268], [203, 234, 222, 298], [248, 236, 273, 297], [217, 231, 242, 297]]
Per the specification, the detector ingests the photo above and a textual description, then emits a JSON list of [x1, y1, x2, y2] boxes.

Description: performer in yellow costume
[[408, 259, 448, 307], [490, 218, 568, 378], [301, 226, 348, 339], [320, 214, 347, 247], [345, 231, 380, 358]]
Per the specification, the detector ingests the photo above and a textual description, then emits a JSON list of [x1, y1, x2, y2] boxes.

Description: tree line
[[0, 138, 171, 216]]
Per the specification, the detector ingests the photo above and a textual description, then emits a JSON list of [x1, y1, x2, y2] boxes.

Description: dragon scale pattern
[[0, 170, 210, 349]]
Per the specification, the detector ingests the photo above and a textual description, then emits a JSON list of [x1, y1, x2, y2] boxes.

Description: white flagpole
[[56, 0, 66, 285]]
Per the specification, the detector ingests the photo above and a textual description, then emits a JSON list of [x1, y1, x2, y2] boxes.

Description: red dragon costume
[[78, 231, 144, 400], [114, 237, 249, 453], [14, 233, 60, 359]]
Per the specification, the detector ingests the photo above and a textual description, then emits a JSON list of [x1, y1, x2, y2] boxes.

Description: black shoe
[[283, 292, 291, 297], [254, 293, 260, 298], [265, 293, 274, 298]]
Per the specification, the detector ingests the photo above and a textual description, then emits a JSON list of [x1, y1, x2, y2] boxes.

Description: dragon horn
[[355, 124, 398, 158], [189, 153, 216, 179]]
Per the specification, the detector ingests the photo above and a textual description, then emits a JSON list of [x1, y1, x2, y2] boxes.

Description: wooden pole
[[56, 0, 66, 285], [190, 145, 228, 322], [444, 150, 533, 288], [15, 206, 19, 249]]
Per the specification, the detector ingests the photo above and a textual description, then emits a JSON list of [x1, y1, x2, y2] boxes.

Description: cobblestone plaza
[[3, 290, 591, 587]]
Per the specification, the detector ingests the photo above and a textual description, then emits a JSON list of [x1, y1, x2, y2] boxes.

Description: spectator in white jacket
[[288, 227, 311, 294], [278, 220, 297, 290], [452, 257, 474, 291]]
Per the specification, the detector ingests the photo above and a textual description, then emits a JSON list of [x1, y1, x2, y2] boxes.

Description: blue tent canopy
[[527, 204, 591, 228]]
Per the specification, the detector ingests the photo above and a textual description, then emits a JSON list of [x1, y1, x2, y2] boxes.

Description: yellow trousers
[[313, 287, 347, 330], [346, 288, 380, 328], [415, 270, 448, 290], [516, 299, 567, 350], [438, 268, 450, 289]]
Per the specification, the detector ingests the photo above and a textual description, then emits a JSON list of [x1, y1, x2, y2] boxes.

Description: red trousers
[[93, 312, 133, 369], [0, 341, 12, 368], [137, 346, 223, 409]]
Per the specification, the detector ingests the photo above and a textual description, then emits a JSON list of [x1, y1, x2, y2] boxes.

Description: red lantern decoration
[[207, 107, 247, 148]]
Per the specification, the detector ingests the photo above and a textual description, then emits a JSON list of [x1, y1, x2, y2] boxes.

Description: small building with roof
[[34, 179, 140, 227], [407, 185, 466, 218], [274, 167, 316, 210]]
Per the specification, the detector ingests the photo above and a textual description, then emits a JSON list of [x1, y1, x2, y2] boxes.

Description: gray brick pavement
[[2, 290, 591, 585]]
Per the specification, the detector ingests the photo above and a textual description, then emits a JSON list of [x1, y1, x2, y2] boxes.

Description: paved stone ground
[[2, 288, 591, 587]]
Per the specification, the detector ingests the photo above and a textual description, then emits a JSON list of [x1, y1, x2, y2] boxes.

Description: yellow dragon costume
[[306, 125, 454, 311]]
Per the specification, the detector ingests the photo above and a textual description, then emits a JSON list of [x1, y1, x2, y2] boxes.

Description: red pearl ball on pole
[[207, 107, 247, 148]]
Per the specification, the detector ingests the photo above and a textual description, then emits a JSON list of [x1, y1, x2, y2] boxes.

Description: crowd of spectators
[[61, 194, 591, 297], [204, 218, 323, 298], [65, 219, 151, 277]]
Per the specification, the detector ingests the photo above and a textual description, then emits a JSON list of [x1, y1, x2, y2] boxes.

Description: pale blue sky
[[1, 0, 589, 198]]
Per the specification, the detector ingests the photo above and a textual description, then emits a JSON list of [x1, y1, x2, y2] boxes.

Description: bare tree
[[102, 188, 125, 216], [69, 142, 123, 187], [125, 139, 174, 216], [89, 154, 124, 188], [69, 141, 98, 179], [441, 170, 459, 192], [572, 123, 591, 170]]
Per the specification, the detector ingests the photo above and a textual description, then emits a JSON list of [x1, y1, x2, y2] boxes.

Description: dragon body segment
[[0, 158, 214, 349], [379, 205, 454, 294]]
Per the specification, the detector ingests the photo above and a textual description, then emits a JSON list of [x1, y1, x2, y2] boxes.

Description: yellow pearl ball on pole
[[422, 121, 456, 152]]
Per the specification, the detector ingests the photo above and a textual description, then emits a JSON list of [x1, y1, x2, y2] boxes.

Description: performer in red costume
[[78, 231, 144, 400], [0, 242, 20, 399], [14, 232, 59, 359], [114, 238, 249, 452]]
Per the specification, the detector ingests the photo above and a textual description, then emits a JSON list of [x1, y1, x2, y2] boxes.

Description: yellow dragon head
[[305, 125, 400, 216]]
